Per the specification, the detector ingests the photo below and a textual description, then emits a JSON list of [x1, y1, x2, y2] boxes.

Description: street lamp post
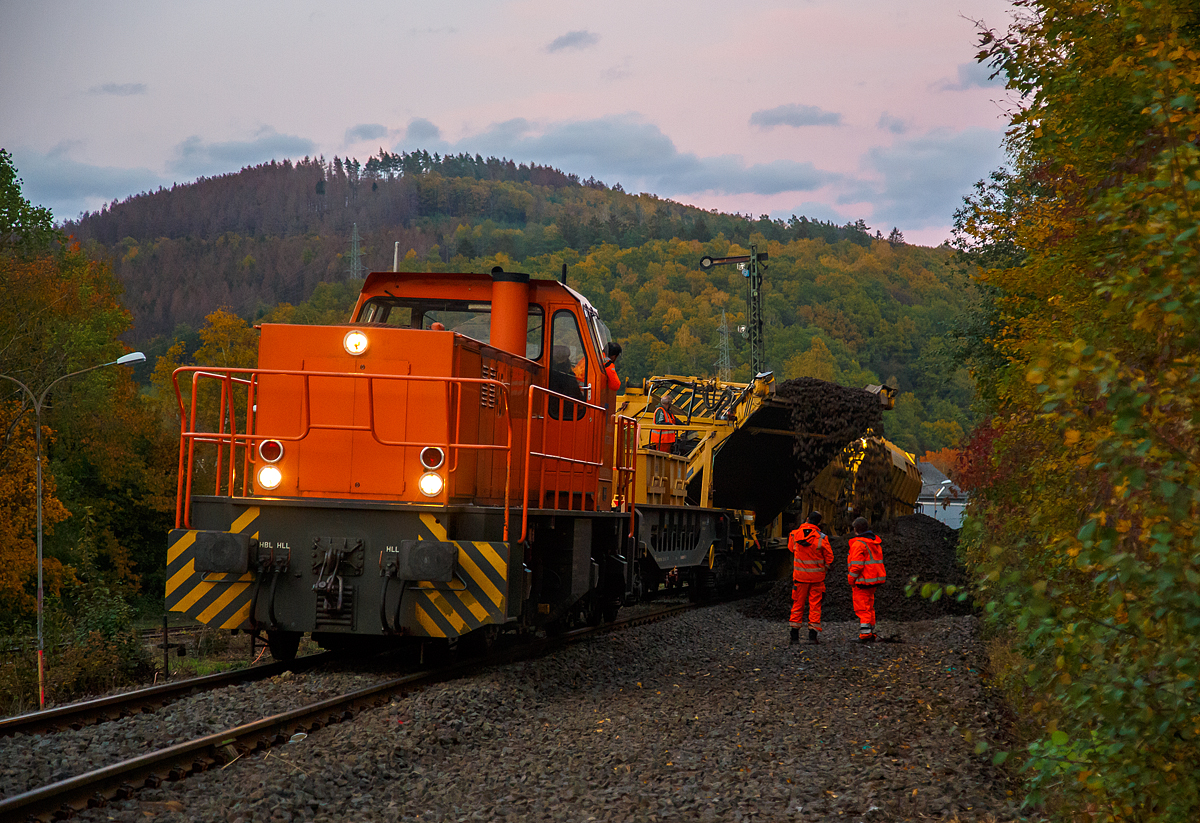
[[0, 351, 146, 709]]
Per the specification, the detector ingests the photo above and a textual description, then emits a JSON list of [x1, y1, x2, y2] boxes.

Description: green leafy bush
[[0, 588, 153, 714], [955, 2, 1200, 819]]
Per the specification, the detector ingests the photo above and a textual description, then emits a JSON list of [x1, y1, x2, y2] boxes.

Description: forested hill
[[68, 150, 974, 455], [68, 151, 883, 338]]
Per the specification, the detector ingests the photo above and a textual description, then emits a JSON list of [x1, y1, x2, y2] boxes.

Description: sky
[[1, 0, 1019, 248]]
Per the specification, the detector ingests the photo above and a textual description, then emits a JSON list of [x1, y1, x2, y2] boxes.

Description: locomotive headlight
[[257, 465, 283, 491], [419, 446, 445, 470], [418, 471, 444, 497], [343, 330, 369, 356]]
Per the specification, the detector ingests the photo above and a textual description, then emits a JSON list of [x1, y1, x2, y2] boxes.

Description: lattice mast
[[715, 309, 733, 381], [347, 223, 365, 280]]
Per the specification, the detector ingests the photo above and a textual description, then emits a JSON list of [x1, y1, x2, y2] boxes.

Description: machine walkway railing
[[612, 415, 638, 538], [520, 386, 634, 542]]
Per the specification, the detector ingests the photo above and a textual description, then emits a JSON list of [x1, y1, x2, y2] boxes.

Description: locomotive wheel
[[638, 563, 662, 601], [266, 630, 301, 663], [689, 568, 715, 603], [713, 555, 737, 597], [603, 596, 620, 623], [420, 637, 459, 666], [459, 625, 501, 657], [626, 561, 645, 605], [583, 593, 603, 627], [312, 633, 387, 657]]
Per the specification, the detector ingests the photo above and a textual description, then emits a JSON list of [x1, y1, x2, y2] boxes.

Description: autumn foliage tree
[[917, 447, 960, 480], [955, 2, 1200, 819], [1, 149, 172, 625], [0, 399, 70, 615]]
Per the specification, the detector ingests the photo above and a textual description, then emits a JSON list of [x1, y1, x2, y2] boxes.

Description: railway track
[[0, 602, 693, 822], [0, 652, 335, 739]]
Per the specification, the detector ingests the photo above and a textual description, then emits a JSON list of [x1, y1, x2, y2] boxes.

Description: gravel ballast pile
[[776, 377, 885, 491]]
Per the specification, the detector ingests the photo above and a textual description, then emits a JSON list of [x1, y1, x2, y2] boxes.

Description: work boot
[[789, 628, 800, 645], [859, 633, 877, 644], [808, 629, 819, 645]]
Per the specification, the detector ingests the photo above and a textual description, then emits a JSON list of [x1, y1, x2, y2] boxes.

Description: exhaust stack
[[489, 267, 530, 357]]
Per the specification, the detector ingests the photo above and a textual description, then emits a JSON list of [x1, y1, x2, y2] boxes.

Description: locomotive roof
[[360, 270, 588, 308]]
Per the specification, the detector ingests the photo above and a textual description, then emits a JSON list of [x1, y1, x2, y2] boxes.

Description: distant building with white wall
[[914, 462, 967, 529]]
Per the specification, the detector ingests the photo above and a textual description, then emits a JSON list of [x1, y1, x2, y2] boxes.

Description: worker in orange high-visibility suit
[[847, 516, 886, 643], [649, 406, 678, 451], [788, 510, 833, 645], [602, 341, 622, 391]]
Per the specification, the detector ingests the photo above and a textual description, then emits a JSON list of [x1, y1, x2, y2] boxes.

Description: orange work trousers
[[789, 580, 825, 630], [851, 584, 879, 638]]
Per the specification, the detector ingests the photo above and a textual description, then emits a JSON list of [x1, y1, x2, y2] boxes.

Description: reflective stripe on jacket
[[789, 523, 833, 582], [847, 531, 886, 586]]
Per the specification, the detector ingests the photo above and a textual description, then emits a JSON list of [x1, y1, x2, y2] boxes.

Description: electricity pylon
[[347, 223, 365, 280], [715, 310, 733, 381]]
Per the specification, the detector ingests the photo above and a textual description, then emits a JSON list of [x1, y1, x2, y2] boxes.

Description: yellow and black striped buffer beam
[[166, 507, 259, 630], [409, 540, 510, 639]]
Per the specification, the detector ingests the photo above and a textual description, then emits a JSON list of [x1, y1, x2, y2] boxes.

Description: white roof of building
[[916, 461, 966, 500]]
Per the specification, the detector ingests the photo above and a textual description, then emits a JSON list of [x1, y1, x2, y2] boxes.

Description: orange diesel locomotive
[[165, 267, 756, 660]]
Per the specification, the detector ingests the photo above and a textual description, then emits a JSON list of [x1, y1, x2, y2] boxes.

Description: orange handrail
[[174, 367, 638, 546], [172, 366, 513, 534]]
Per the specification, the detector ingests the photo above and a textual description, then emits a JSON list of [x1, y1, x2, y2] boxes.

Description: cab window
[[356, 297, 544, 360], [588, 313, 614, 359], [550, 311, 588, 387], [547, 310, 588, 420]]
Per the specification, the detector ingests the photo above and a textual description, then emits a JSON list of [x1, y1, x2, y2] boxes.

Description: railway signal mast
[[700, 245, 769, 375]]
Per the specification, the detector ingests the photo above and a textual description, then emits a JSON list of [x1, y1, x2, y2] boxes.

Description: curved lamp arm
[[37, 351, 147, 409]]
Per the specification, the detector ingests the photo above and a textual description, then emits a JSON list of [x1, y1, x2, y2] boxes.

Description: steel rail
[[0, 603, 694, 822], [0, 652, 335, 739]]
